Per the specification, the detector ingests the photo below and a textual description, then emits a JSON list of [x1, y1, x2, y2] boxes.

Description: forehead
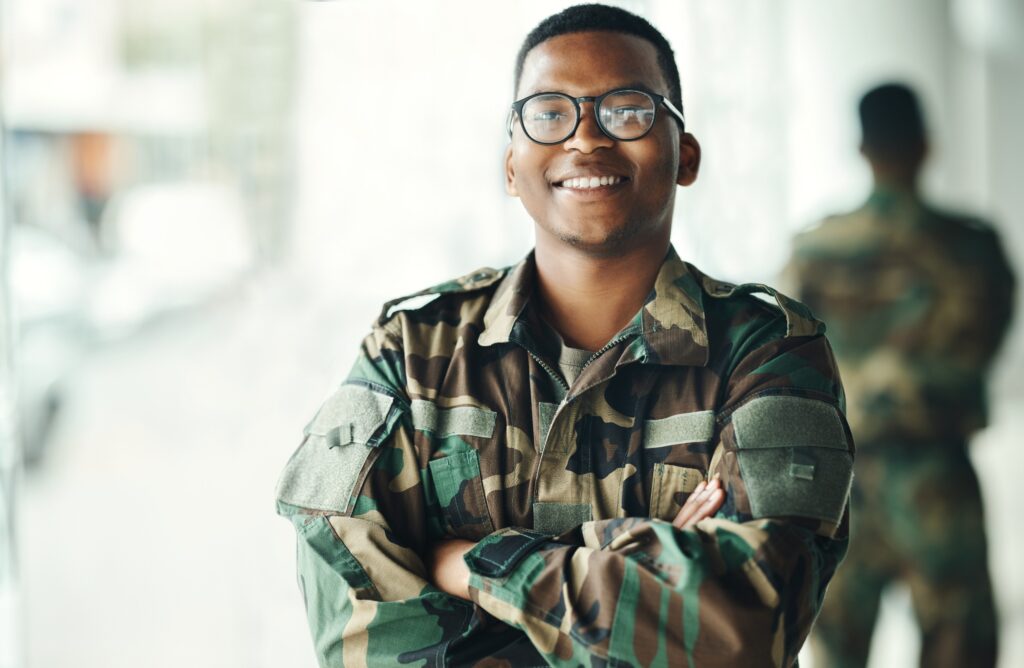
[[518, 31, 667, 98]]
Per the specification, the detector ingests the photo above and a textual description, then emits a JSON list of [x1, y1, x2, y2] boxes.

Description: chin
[[555, 221, 647, 257]]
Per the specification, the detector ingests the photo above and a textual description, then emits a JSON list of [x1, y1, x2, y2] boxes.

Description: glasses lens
[[598, 91, 656, 139], [521, 94, 577, 143]]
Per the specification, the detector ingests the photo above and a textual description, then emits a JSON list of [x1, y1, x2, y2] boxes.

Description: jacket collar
[[478, 246, 710, 367]]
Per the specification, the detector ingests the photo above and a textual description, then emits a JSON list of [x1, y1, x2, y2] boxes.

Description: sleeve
[[973, 226, 1016, 367], [462, 331, 854, 668], [275, 325, 474, 666]]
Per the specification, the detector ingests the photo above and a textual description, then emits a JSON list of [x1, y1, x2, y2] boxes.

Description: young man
[[277, 5, 853, 666], [784, 83, 1014, 668]]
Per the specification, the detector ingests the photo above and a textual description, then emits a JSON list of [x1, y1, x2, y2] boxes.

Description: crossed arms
[[277, 323, 853, 667]]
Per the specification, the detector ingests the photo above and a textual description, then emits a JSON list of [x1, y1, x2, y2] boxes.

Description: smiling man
[[276, 5, 854, 667]]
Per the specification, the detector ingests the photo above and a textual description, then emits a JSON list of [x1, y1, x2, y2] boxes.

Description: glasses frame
[[507, 87, 686, 145]]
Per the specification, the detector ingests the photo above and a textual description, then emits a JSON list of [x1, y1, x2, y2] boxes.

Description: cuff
[[463, 527, 554, 578]]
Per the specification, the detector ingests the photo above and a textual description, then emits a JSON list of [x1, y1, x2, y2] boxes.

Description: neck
[[869, 162, 920, 195], [534, 232, 669, 351]]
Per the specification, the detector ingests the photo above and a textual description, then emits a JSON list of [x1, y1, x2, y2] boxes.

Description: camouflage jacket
[[276, 247, 855, 667], [782, 189, 1015, 446]]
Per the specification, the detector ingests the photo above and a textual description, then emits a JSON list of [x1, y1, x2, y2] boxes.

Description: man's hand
[[429, 538, 475, 601], [428, 476, 724, 599], [672, 474, 725, 529]]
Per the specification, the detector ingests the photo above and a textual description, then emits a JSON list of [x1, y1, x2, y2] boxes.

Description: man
[[277, 5, 854, 666], [784, 83, 1014, 668]]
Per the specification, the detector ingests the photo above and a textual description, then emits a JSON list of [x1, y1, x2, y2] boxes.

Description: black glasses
[[507, 88, 685, 145]]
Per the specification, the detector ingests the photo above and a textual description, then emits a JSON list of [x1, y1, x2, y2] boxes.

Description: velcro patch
[[411, 400, 496, 439], [277, 384, 399, 514], [305, 384, 395, 447], [464, 527, 553, 578], [643, 410, 715, 448], [731, 395, 852, 524], [537, 402, 559, 451], [732, 395, 847, 451], [533, 502, 592, 535]]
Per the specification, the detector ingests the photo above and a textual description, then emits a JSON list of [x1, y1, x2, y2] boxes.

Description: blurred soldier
[[277, 4, 855, 666], [784, 83, 1015, 668]]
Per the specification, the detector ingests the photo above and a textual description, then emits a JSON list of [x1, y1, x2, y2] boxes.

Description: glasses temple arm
[[662, 98, 686, 130]]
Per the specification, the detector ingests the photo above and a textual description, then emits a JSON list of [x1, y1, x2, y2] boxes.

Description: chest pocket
[[643, 410, 715, 522], [650, 464, 705, 521], [415, 400, 497, 540]]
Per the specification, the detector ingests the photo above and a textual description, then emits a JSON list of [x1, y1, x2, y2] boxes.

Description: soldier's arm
[[458, 332, 854, 667], [978, 226, 1017, 362], [429, 477, 726, 598], [276, 327, 472, 666]]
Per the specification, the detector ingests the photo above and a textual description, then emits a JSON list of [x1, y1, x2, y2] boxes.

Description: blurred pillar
[[206, 0, 296, 265], [0, 95, 23, 668], [0, 1, 21, 661]]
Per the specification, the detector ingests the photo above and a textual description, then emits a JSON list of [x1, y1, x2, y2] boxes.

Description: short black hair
[[859, 83, 926, 157], [514, 4, 683, 114]]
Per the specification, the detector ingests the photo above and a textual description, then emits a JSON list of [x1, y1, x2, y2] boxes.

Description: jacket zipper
[[527, 332, 633, 501]]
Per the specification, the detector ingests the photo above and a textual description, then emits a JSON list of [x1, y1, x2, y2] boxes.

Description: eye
[[532, 110, 568, 123], [605, 106, 652, 126]]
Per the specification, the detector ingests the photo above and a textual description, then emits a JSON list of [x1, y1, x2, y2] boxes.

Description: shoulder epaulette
[[376, 266, 508, 326], [699, 274, 824, 338]]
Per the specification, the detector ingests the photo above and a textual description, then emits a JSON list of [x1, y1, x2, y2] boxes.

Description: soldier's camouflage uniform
[[277, 247, 856, 667], [783, 189, 1015, 668]]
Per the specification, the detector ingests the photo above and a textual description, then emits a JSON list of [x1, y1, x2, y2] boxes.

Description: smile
[[555, 175, 627, 190]]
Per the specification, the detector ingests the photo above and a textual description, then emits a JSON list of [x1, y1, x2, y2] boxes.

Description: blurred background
[[0, 0, 1021, 666]]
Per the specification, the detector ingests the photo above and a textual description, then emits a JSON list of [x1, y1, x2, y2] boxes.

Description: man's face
[[506, 31, 700, 256]]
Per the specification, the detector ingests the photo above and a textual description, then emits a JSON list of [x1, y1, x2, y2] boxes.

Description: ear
[[676, 133, 701, 187], [504, 144, 519, 196]]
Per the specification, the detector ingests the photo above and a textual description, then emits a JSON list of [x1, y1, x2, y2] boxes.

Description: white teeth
[[560, 175, 622, 189]]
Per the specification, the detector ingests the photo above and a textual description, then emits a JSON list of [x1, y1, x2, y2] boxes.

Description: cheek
[[511, 154, 551, 202], [647, 146, 680, 181], [632, 132, 680, 180]]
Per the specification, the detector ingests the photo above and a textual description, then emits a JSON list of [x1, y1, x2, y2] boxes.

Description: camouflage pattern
[[783, 189, 1015, 668], [810, 447, 997, 668], [277, 246, 855, 667], [783, 188, 1014, 445]]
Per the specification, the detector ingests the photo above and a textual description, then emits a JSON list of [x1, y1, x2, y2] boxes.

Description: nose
[[563, 101, 614, 153]]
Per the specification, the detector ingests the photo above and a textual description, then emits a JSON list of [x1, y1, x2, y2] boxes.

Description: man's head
[[514, 4, 684, 114], [505, 4, 700, 258], [859, 82, 928, 185]]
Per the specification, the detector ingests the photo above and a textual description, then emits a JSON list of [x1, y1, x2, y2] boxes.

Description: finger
[[671, 484, 705, 528], [702, 488, 725, 515], [674, 477, 726, 529], [672, 479, 711, 528], [680, 489, 725, 530]]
